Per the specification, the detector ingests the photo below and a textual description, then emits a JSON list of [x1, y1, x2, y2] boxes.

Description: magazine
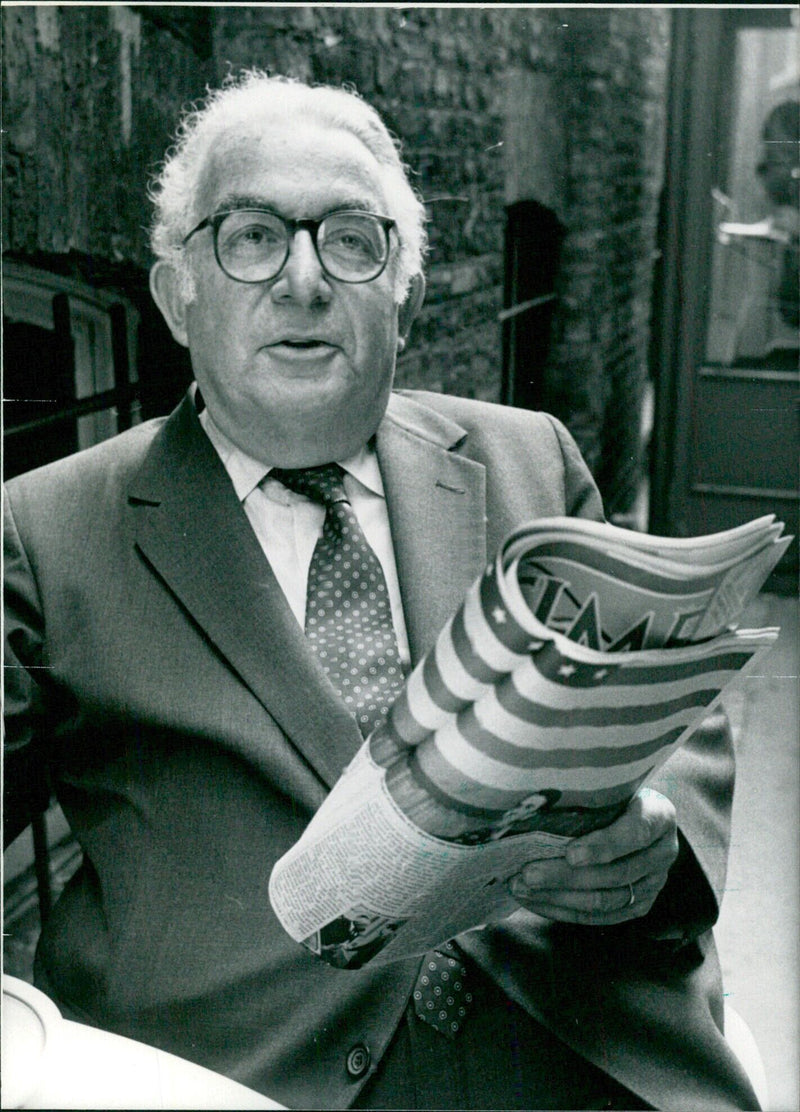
[[268, 515, 790, 969]]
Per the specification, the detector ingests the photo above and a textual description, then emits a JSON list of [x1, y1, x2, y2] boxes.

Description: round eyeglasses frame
[[182, 208, 397, 285]]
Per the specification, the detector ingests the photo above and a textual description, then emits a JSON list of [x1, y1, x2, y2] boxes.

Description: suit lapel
[[128, 390, 488, 787], [377, 393, 487, 663], [128, 394, 363, 788]]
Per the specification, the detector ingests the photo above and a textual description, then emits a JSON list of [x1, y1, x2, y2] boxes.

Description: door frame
[[649, 5, 798, 587]]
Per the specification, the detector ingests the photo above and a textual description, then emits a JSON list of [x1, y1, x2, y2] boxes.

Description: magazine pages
[[268, 515, 789, 969]]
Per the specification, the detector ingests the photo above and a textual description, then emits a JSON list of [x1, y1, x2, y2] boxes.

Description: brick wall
[[2, 4, 669, 514], [542, 8, 670, 515], [2, 5, 211, 265]]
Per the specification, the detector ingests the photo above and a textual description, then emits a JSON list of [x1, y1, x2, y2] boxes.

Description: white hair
[[149, 71, 427, 303]]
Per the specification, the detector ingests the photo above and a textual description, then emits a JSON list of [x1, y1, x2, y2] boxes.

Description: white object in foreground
[[2, 975, 285, 1110]]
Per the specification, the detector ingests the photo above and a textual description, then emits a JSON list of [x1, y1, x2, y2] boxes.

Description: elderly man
[[4, 73, 758, 1110]]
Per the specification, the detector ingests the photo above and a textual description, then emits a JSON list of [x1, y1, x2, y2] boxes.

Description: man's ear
[[149, 261, 191, 349], [397, 273, 425, 346]]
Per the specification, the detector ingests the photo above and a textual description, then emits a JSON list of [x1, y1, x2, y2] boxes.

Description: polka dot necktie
[[272, 465, 470, 1038], [270, 464, 405, 737], [412, 940, 472, 1039]]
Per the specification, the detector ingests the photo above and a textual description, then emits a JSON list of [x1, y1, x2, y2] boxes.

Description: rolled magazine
[[269, 515, 789, 968]]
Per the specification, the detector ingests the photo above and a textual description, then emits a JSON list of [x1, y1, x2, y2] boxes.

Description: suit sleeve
[[638, 711, 734, 944], [3, 487, 52, 847], [544, 413, 606, 525]]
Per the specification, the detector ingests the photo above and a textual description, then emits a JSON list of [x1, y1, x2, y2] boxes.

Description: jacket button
[[345, 1043, 371, 1079]]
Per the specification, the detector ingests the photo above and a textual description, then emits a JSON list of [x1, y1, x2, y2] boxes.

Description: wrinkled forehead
[[194, 115, 390, 223]]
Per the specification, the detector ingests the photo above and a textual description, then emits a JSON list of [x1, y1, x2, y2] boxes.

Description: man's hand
[[508, 788, 679, 925]]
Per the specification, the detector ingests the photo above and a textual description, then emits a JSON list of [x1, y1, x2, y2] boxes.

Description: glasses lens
[[216, 211, 287, 281], [318, 213, 389, 280]]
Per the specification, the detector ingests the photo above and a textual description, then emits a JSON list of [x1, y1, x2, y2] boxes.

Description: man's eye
[[225, 223, 282, 252], [325, 229, 381, 260], [330, 231, 370, 251]]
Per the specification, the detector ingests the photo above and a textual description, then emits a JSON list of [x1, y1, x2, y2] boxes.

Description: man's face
[[174, 117, 410, 466]]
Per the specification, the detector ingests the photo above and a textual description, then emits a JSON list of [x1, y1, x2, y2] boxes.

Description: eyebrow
[[212, 194, 272, 214], [211, 193, 383, 218]]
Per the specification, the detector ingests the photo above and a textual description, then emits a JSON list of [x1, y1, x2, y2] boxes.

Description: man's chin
[[280, 419, 376, 466], [245, 400, 382, 468]]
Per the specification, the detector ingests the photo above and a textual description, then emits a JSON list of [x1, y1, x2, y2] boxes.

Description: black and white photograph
[[2, 3, 798, 1109]]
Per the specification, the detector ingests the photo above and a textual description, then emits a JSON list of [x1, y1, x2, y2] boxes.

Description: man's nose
[[270, 229, 331, 306]]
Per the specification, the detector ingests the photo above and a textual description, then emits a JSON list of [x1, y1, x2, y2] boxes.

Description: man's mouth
[[264, 338, 340, 364], [269, 338, 337, 351]]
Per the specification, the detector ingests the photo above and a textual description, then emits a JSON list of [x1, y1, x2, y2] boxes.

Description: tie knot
[[271, 463, 348, 507]]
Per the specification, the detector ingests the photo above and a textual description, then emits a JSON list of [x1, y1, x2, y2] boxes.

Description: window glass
[[705, 25, 799, 367], [3, 265, 140, 476]]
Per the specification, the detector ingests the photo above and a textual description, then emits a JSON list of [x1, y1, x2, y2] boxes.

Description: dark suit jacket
[[3, 389, 757, 1110]]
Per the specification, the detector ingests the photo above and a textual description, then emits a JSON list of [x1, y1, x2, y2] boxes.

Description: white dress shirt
[[199, 409, 411, 666]]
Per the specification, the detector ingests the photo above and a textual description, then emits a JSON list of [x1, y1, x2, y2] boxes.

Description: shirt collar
[[199, 408, 385, 501]]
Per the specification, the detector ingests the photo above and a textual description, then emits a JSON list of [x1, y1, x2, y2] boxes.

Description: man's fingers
[[508, 788, 680, 926], [565, 788, 677, 867], [519, 829, 678, 891], [509, 872, 669, 924]]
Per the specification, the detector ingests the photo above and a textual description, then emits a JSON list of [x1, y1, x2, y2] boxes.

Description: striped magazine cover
[[369, 518, 784, 841]]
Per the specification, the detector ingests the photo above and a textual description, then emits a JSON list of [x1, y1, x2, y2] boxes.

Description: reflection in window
[[706, 26, 799, 368]]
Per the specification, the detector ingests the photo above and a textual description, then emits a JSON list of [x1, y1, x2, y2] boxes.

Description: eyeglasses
[[182, 208, 396, 284]]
